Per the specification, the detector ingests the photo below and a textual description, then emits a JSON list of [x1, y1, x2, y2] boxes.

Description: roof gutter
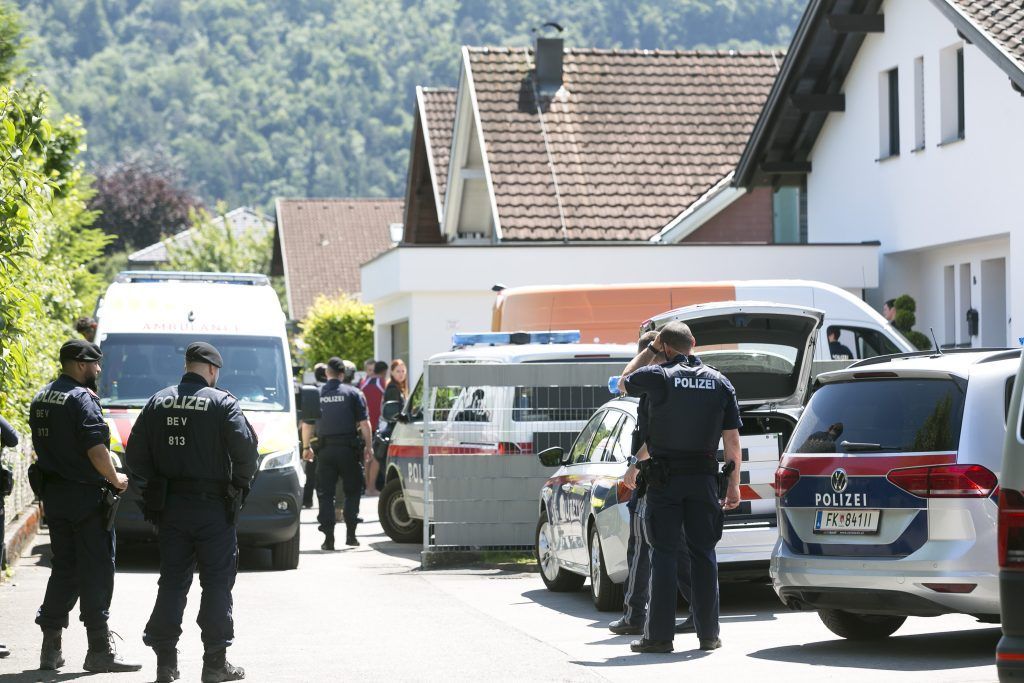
[[650, 172, 746, 243], [927, 0, 1024, 91]]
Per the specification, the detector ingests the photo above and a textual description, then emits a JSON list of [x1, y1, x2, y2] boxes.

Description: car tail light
[[922, 583, 977, 593], [774, 467, 800, 497], [887, 464, 997, 498], [616, 480, 633, 504], [497, 442, 532, 455], [999, 488, 1024, 569]]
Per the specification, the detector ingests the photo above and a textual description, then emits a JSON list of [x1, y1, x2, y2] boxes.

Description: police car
[[378, 332, 634, 544], [999, 351, 1024, 680], [536, 301, 825, 610], [94, 272, 303, 570], [773, 348, 1021, 640]]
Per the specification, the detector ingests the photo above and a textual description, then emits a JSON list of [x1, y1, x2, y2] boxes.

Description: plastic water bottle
[[607, 375, 620, 395]]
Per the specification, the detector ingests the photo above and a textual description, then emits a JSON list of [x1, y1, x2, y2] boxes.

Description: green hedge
[[299, 294, 374, 370]]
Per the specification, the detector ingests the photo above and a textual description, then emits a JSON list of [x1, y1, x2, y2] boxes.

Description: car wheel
[[270, 527, 300, 571], [818, 609, 907, 640], [589, 525, 623, 611], [378, 478, 423, 544], [535, 510, 585, 592]]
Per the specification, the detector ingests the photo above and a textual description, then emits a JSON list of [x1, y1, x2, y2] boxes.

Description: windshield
[[789, 378, 966, 454], [97, 333, 291, 411]]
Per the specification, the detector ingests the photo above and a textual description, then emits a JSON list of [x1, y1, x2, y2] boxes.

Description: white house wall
[[806, 0, 1024, 346]]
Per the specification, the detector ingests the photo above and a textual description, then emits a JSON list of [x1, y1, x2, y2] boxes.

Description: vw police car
[[536, 301, 826, 610], [773, 348, 1021, 640], [379, 331, 634, 544]]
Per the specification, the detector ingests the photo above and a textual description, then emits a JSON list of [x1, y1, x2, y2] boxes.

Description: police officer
[[620, 322, 742, 653], [609, 331, 694, 637], [125, 342, 258, 683], [299, 362, 328, 509], [301, 357, 373, 550], [29, 339, 141, 673], [0, 414, 19, 660]]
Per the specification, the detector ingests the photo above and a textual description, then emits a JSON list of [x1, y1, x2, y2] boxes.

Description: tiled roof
[[277, 198, 403, 318], [467, 47, 781, 241], [947, 0, 1024, 71], [419, 87, 457, 208], [128, 207, 271, 263]]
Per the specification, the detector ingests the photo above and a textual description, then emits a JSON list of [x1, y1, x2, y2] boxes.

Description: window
[[430, 386, 462, 422], [913, 56, 925, 150], [1006, 376, 1016, 424], [879, 67, 900, 158], [829, 326, 903, 360], [588, 410, 624, 463], [610, 416, 636, 462], [407, 377, 424, 421], [390, 321, 409, 368], [568, 411, 604, 465], [941, 44, 965, 143], [512, 385, 607, 422], [791, 378, 967, 454]]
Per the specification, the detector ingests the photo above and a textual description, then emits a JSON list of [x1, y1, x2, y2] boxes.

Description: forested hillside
[[17, 0, 805, 209]]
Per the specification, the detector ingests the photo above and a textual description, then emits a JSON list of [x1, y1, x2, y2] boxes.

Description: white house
[[363, 39, 884, 376], [736, 0, 1024, 349], [127, 207, 273, 265]]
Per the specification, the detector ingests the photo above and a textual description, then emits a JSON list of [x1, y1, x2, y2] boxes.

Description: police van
[[378, 332, 634, 544], [535, 301, 825, 609], [94, 271, 302, 570]]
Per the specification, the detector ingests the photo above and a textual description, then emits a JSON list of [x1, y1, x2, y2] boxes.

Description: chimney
[[534, 23, 564, 97]]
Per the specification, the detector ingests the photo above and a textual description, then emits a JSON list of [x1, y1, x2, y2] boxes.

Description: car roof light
[[451, 330, 581, 348]]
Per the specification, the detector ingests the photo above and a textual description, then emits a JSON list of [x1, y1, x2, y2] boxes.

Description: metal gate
[[420, 361, 625, 558]]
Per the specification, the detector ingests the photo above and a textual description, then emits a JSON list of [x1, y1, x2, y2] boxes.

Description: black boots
[[155, 647, 180, 682], [39, 628, 64, 670], [83, 627, 142, 672], [201, 649, 245, 682], [321, 533, 335, 551], [346, 524, 359, 547]]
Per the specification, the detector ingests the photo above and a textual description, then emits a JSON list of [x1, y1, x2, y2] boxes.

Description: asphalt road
[[0, 499, 1000, 682]]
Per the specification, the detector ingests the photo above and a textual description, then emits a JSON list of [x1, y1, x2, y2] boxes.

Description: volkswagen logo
[[831, 469, 849, 493]]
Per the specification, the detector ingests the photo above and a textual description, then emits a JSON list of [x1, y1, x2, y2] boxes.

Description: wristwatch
[[646, 342, 660, 355], [627, 455, 638, 467]]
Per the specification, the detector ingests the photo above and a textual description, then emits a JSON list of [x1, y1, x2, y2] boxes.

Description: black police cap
[[185, 342, 223, 368], [60, 339, 102, 363], [327, 357, 345, 373]]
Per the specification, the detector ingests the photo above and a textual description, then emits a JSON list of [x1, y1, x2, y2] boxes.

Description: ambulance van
[[94, 272, 302, 570]]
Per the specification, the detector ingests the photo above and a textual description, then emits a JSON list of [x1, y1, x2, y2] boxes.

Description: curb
[[2, 502, 41, 579]]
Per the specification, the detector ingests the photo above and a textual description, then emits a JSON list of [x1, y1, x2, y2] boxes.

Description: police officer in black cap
[[619, 322, 742, 654], [126, 341, 258, 683], [29, 339, 142, 673], [301, 357, 373, 549]]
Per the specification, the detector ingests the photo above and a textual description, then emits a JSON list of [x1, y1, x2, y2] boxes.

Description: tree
[[299, 295, 375, 371], [164, 205, 272, 274], [88, 151, 201, 253]]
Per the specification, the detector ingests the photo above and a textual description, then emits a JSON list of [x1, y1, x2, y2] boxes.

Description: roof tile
[[466, 47, 780, 241], [419, 88, 457, 207], [952, 1, 1024, 69]]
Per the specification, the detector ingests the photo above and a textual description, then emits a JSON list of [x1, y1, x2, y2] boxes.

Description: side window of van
[[831, 326, 901, 360], [431, 386, 463, 422]]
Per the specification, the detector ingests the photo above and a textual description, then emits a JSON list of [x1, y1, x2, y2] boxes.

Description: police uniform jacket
[[125, 372, 258, 490], [316, 379, 368, 438], [0, 415, 19, 448], [624, 355, 742, 462], [29, 375, 110, 484]]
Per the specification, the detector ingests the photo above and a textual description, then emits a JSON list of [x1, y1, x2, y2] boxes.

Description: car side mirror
[[538, 446, 565, 467], [300, 385, 321, 423], [382, 400, 403, 424]]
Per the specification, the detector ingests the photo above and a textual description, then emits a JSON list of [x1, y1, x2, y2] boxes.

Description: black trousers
[[143, 495, 237, 652], [35, 481, 114, 631], [316, 443, 363, 537], [643, 473, 723, 643], [622, 495, 692, 626], [302, 459, 317, 507]]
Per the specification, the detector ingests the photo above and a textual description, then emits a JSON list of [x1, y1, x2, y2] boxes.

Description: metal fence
[[420, 361, 625, 556], [3, 441, 35, 522]]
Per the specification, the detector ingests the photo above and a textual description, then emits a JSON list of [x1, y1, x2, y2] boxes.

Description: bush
[[299, 294, 374, 370], [891, 294, 931, 351]]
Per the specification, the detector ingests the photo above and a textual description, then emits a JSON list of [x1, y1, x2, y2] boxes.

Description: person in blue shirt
[[619, 322, 742, 654]]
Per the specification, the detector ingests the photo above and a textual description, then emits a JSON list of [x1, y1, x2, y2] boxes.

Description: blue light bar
[[451, 330, 581, 348]]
